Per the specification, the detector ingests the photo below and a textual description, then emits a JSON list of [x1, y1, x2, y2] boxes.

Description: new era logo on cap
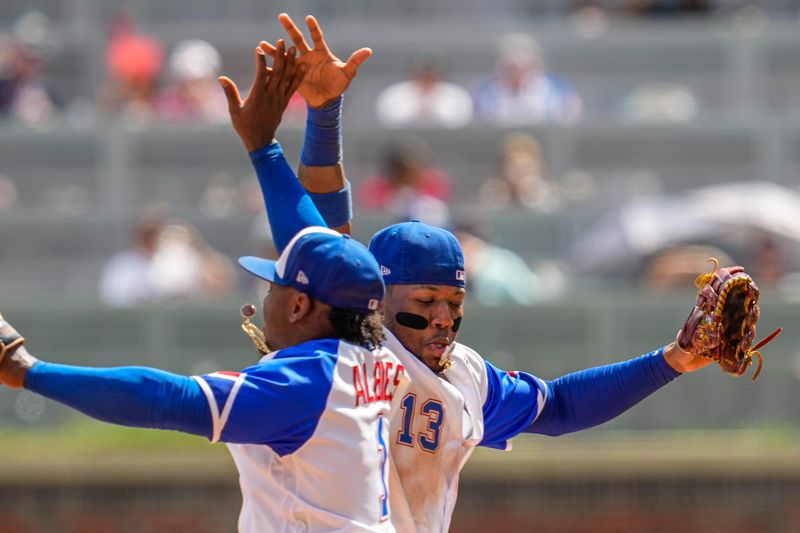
[[456, 270, 466, 281], [296, 270, 309, 285], [368, 299, 379, 311], [380, 265, 392, 276]]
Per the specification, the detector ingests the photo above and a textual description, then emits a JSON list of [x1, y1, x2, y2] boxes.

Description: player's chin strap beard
[[240, 304, 270, 356], [395, 312, 462, 372]]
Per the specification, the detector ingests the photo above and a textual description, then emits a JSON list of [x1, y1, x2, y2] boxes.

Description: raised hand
[[260, 13, 372, 108], [219, 40, 307, 153]]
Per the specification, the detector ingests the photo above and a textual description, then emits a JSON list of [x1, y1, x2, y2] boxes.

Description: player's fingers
[[253, 46, 268, 86], [282, 47, 298, 91], [284, 52, 306, 99], [305, 15, 327, 50], [287, 63, 307, 98], [218, 76, 242, 115], [278, 13, 311, 54], [343, 48, 373, 79], [259, 40, 277, 57], [274, 39, 286, 70], [266, 40, 286, 91]]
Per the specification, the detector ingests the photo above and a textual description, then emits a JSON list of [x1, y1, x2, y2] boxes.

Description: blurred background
[[2, 0, 800, 531]]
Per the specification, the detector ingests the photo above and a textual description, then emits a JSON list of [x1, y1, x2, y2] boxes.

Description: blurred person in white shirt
[[375, 58, 472, 129], [474, 33, 582, 124]]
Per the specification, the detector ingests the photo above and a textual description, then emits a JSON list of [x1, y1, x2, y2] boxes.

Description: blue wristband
[[308, 181, 353, 228], [301, 96, 343, 167]]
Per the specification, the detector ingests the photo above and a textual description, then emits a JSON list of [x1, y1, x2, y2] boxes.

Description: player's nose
[[429, 301, 454, 330]]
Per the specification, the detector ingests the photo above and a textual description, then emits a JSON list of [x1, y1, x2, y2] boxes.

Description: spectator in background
[[99, 209, 235, 307], [454, 224, 542, 305], [474, 33, 582, 124], [97, 12, 164, 121], [375, 57, 473, 128], [479, 132, 562, 212], [641, 244, 733, 290], [0, 32, 57, 126], [99, 211, 165, 306], [157, 39, 228, 123], [356, 136, 452, 226]]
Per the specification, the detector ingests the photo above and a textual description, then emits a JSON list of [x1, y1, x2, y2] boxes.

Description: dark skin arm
[[261, 14, 373, 234]]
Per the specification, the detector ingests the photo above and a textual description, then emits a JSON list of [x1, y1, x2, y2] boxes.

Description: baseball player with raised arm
[[0, 47, 408, 533], [225, 14, 726, 533]]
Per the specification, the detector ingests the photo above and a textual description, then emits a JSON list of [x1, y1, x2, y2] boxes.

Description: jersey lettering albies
[[193, 338, 408, 533]]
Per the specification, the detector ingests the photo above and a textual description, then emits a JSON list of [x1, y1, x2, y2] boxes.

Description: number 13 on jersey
[[396, 393, 444, 453]]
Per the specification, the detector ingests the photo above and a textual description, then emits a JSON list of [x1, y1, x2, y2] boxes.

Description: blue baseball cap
[[369, 221, 466, 287], [240, 227, 384, 313]]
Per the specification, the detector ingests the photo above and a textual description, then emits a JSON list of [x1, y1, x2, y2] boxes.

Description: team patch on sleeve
[[192, 372, 247, 443]]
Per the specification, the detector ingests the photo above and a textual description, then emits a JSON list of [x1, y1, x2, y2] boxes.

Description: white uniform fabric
[[382, 328, 548, 532], [193, 338, 409, 533]]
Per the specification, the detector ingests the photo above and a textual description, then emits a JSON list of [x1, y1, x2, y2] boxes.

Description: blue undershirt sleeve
[[249, 142, 328, 253], [25, 362, 212, 438], [527, 347, 680, 436]]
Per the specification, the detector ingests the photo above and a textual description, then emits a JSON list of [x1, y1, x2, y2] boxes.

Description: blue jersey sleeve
[[250, 142, 328, 253], [527, 348, 680, 437], [25, 363, 212, 438], [193, 339, 339, 455], [480, 361, 548, 450], [480, 348, 681, 447]]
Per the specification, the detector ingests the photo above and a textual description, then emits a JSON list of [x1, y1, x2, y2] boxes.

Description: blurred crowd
[[1, 9, 717, 130], [97, 13, 227, 124], [1, 11, 227, 128], [99, 208, 235, 307], [2, 4, 799, 306]]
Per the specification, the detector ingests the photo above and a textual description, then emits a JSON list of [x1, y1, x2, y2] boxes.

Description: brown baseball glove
[[676, 258, 781, 380]]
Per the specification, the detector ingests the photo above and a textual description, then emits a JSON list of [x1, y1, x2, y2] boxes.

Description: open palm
[[261, 13, 372, 108]]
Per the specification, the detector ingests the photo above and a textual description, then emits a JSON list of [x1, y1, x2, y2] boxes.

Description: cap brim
[[239, 256, 282, 284]]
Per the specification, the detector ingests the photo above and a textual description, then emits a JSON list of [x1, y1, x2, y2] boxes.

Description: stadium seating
[[1, 7, 799, 430]]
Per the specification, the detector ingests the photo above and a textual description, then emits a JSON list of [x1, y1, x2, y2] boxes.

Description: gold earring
[[240, 304, 270, 355]]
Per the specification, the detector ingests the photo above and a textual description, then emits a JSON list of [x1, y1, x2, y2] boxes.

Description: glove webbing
[[695, 258, 781, 381]]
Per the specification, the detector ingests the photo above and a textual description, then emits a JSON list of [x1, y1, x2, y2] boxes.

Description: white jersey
[[193, 338, 408, 533], [382, 329, 548, 533]]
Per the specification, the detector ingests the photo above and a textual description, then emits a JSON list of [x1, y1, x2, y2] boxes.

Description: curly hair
[[328, 307, 386, 350]]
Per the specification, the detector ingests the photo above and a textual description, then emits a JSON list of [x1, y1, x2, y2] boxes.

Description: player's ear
[[287, 291, 314, 323]]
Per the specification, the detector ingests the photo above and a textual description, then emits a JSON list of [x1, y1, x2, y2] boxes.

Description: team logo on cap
[[296, 271, 310, 285], [380, 265, 392, 276], [456, 270, 466, 281]]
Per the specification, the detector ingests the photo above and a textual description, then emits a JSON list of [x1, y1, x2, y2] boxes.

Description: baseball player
[[233, 14, 718, 532], [0, 218, 407, 531]]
